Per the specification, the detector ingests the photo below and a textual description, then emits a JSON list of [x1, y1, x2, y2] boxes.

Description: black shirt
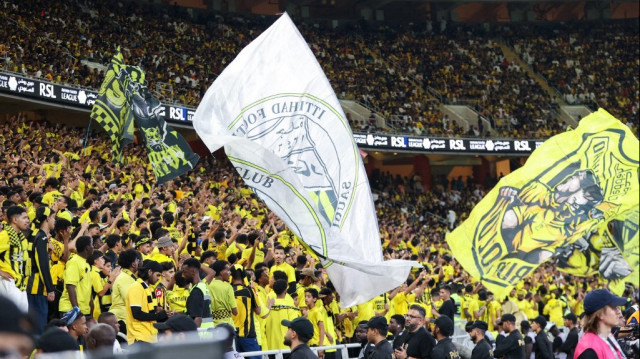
[[560, 327, 579, 358], [438, 299, 456, 320], [430, 337, 460, 359], [493, 329, 525, 359], [533, 331, 553, 359], [471, 339, 494, 359], [290, 344, 318, 359], [396, 327, 436, 359], [185, 285, 205, 320], [367, 339, 393, 359]]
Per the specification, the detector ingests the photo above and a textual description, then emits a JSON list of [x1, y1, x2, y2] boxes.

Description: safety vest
[[191, 281, 214, 329]]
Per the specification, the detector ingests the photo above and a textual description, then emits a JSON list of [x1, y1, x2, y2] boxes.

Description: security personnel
[[493, 314, 525, 359], [431, 316, 460, 359], [531, 316, 553, 359], [181, 258, 214, 329], [469, 321, 493, 359]]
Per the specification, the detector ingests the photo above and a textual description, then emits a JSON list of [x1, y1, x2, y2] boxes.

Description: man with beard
[[469, 321, 493, 359], [282, 317, 318, 359], [430, 316, 459, 359], [493, 314, 525, 359], [394, 305, 436, 359]]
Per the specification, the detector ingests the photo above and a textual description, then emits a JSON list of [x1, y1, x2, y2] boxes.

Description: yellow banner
[[447, 109, 639, 298]]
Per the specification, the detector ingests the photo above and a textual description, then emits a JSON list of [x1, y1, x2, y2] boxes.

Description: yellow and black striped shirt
[[232, 284, 258, 338], [0, 229, 29, 290], [26, 230, 55, 296]]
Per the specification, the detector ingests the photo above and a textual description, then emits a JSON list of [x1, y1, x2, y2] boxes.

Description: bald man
[[86, 323, 116, 353]]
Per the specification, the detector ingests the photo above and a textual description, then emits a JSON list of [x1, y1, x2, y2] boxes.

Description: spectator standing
[[432, 285, 456, 320], [387, 314, 405, 348], [125, 260, 168, 344], [182, 258, 214, 329], [59, 236, 94, 317], [531, 316, 553, 359], [231, 266, 261, 357], [109, 249, 142, 334], [0, 206, 31, 312], [26, 206, 57, 333], [365, 316, 393, 359], [265, 279, 299, 350], [208, 260, 238, 326]]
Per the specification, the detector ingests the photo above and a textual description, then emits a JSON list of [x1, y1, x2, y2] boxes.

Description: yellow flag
[[447, 109, 639, 298]]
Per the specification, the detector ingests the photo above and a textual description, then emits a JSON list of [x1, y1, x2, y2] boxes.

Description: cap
[[153, 314, 198, 332], [0, 295, 33, 335], [319, 288, 333, 298], [434, 316, 454, 337], [532, 315, 547, 329], [300, 268, 317, 281], [501, 314, 516, 324], [108, 183, 117, 190], [471, 321, 488, 331], [584, 289, 627, 315], [517, 289, 526, 296], [157, 236, 173, 248], [563, 313, 578, 323], [61, 307, 81, 326], [36, 327, 80, 353], [136, 237, 151, 247], [282, 317, 314, 341], [366, 316, 388, 332]]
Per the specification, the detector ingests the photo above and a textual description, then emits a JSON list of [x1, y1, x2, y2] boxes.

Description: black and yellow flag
[[90, 47, 145, 160], [447, 109, 639, 297], [130, 87, 199, 184]]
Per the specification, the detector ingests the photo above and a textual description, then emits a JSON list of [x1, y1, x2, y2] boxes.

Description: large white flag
[[193, 13, 418, 307]]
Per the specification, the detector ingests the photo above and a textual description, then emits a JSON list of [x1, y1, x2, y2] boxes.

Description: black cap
[[501, 314, 516, 323], [583, 289, 627, 315], [532, 315, 547, 329], [471, 321, 488, 331], [563, 313, 577, 323], [282, 317, 314, 341], [434, 316, 454, 337], [153, 314, 198, 332], [366, 316, 388, 333], [36, 327, 80, 353], [319, 288, 333, 298]]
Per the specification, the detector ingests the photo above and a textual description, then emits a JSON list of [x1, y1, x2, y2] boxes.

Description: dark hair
[[296, 255, 307, 266], [98, 312, 116, 323], [391, 314, 405, 328], [273, 279, 287, 295], [54, 218, 72, 233], [174, 270, 187, 288], [138, 260, 162, 280], [440, 285, 452, 293], [211, 260, 229, 274], [160, 261, 175, 272], [34, 206, 52, 226], [183, 258, 201, 270], [118, 249, 140, 269], [116, 219, 128, 229], [409, 304, 426, 318], [44, 177, 59, 189], [162, 212, 174, 226], [200, 251, 217, 263], [106, 234, 122, 249], [214, 231, 226, 242], [305, 288, 319, 299], [230, 266, 245, 281], [76, 236, 92, 253], [87, 252, 104, 266], [272, 270, 288, 282], [6, 205, 26, 220]]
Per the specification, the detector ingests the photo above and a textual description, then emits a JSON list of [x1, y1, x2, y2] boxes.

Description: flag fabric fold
[[447, 109, 639, 298], [90, 47, 142, 161], [90, 47, 199, 183], [193, 13, 418, 307]]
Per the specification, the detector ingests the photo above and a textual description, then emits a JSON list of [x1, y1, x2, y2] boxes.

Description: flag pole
[[83, 116, 93, 150]]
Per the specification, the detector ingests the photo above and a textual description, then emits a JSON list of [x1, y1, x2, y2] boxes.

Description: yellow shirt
[[266, 296, 299, 350], [150, 252, 176, 267], [59, 254, 92, 314], [269, 262, 296, 283], [125, 279, 158, 344], [307, 305, 324, 346], [109, 269, 138, 322], [208, 278, 237, 326], [42, 190, 63, 206], [166, 287, 188, 313], [239, 246, 265, 269]]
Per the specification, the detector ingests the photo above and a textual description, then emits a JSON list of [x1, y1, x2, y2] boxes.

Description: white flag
[[193, 13, 418, 307]]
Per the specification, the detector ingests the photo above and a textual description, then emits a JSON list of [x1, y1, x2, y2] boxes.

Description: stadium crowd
[[1, 1, 637, 139], [0, 112, 637, 359]]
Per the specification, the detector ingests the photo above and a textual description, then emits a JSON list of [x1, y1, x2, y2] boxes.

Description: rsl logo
[[229, 94, 357, 228]]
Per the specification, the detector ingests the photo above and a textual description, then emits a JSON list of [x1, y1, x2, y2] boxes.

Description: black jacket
[[471, 339, 494, 359], [396, 327, 436, 359], [533, 331, 553, 359], [291, 344, 318, 359], [493, 329, 525, 359], [560, 327, 579, 358], [430, 337, 460, 359], [367, 339, 393, 359]]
